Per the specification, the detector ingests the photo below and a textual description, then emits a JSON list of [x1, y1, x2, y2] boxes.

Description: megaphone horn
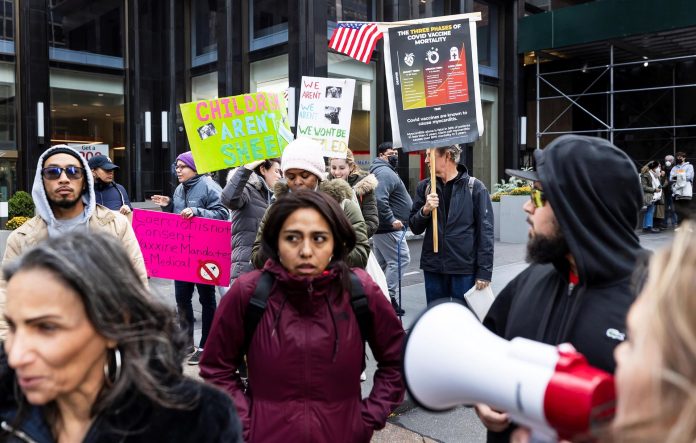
[[402, 300, 615, 441]]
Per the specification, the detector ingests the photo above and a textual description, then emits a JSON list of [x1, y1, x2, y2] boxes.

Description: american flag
[[329, 22, 383, 64]]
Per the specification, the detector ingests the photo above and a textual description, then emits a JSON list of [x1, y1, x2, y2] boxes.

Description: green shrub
[[5, 216, 30, 230], [8, 191, 35, 219]]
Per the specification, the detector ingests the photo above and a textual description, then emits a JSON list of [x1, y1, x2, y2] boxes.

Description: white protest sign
[[68, 143, 109, 161], [296, 76, 355, 158]]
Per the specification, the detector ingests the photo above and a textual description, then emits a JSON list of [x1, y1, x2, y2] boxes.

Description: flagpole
[[430, 149, 438, 254]]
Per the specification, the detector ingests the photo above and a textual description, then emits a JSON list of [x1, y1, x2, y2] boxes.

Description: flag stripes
[[329, 23, 383, 64]]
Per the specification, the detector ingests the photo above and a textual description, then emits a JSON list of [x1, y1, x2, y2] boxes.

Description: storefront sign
[[69, 143, 109, 161], [132, 209, 232, 285], [297, 76, 356, 158], [180, 92, 293, 173], [383, 16, 483, 151]]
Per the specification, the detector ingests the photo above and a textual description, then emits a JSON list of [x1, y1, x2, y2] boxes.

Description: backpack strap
[[242, 271, 372, 362], [349, 272, 371, 344], [243, 271, 274, 354], [468, 176, 476, 196]]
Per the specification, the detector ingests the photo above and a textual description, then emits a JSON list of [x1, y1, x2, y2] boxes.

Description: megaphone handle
[[529, 431, 557, 443]]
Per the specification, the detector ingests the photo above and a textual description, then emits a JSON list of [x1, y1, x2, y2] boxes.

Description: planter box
[[499, 195, 529, 243], [491, 201, 500, 240]]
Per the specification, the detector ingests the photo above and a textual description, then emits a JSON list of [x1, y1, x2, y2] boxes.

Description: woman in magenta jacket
[[200, 191, 405, 442]]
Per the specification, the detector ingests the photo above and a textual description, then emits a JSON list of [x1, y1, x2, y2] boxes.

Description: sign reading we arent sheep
[[180, 91, 294, 173], [297, 76, 356, 158]]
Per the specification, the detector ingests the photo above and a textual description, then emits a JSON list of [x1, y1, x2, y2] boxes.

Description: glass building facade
[[10, 0, 517, 200]]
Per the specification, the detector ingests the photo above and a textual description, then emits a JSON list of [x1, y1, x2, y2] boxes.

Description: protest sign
[[180, 92, 294, 173], [132, 209, 232, 285], [68, 143, 109, 161], [297, 76, 356, 158], [383, 15, 483, 151]]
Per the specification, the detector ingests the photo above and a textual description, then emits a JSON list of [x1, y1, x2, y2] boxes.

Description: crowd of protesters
[[0, 137, 695, 442]]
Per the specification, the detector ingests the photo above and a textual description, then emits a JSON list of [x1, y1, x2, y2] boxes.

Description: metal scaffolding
[[535, 45, 696, 154]]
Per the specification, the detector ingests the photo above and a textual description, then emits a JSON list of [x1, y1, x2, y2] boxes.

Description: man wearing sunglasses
[[475, 135, 645, 442], [0, 145, 147, 338]]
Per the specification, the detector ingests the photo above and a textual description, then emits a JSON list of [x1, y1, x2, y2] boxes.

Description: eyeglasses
[[530, 188, 547, 208], [41, 166, 85, 180]]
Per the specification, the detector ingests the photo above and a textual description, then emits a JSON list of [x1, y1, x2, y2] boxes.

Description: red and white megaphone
[[403, 301, 615, 441]]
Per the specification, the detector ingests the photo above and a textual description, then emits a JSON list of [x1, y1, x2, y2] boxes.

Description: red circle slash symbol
[[198, 260, 221, 285]]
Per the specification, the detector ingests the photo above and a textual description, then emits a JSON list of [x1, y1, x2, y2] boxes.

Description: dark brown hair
[[261, 190, 356, 291]]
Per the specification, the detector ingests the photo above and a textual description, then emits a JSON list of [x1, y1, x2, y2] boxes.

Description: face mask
[[388, 155, 398, 168], [677, 158, 684, 164], [665, 161, 672, 167]]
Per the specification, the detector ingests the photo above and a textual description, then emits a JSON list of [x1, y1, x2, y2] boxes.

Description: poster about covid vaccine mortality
[[384, 16, 484, 151]]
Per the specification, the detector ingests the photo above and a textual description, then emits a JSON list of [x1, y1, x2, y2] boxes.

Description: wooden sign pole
[[430, 149, 438, 253]]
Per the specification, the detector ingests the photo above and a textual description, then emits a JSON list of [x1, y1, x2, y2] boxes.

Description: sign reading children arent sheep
[[180, 92, 294, 173], [297, 76, 356, 158]]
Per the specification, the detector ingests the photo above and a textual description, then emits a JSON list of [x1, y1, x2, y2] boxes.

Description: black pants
[[174, 281, 217, 348]]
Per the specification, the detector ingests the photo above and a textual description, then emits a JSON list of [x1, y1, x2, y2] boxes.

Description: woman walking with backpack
[[200, 191, 405, 443]]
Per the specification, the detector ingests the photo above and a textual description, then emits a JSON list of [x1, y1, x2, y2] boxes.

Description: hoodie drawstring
[[270, 293, 290, 338]]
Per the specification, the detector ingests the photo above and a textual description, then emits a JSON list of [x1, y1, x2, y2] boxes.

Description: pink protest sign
[[132, 209, 232, 285]]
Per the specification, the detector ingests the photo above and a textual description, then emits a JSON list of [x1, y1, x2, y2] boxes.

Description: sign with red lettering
[[296, 76, 355, 158], [132, 209, 232, 285], [179, 92, 294, 173]]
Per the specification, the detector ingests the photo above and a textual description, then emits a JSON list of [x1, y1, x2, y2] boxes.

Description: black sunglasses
[[41, 166, 85, 180]]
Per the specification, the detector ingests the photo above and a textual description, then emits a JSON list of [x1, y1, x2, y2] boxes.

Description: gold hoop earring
[[103, 347, 122, 387]]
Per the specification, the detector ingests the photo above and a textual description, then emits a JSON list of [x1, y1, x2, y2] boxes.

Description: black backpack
[[243, 271, 372, 364]]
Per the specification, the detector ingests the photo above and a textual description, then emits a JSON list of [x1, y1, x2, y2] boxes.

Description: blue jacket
[[409, 165, 494, 281], [94, 181, 131, 211], [164, 175, 229, 221], [369, 158, 413, 233]]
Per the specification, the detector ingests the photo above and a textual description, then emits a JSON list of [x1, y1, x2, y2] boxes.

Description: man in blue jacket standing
[[88, 155, 132, 217], [409, 144, 494, 304]]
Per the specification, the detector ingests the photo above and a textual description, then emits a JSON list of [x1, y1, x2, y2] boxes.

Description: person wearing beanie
[[0, 145, 148, 339], [250, 138, 370, 269], [151, 151, 229, 366]]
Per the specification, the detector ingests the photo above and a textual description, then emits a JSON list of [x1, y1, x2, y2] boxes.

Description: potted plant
[[492, 172, 532, 243], [1, 191, 35, 258]]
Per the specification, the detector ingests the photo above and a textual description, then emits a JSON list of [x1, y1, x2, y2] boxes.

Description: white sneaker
[[360, 371, 367, 382]]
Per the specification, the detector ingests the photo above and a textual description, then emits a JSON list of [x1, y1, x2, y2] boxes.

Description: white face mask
[[665, 161, 672, 167]]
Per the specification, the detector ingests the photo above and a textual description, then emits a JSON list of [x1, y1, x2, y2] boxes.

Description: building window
[[250, 0, 288, 50], [474, 1, 498, 77], [416, 0, 444, 18], [192, 0, 217, 67], [328, 0, 371, 22], [48, 0, 124, 69], [192, 72, 218, 101], [49, 69, 127, 178]]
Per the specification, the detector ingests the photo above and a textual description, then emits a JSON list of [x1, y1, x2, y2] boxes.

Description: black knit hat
[[42, 145, 83, 168]]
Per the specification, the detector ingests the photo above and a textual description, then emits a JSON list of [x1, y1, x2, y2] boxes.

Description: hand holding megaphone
[[403, 301, 615, 442]]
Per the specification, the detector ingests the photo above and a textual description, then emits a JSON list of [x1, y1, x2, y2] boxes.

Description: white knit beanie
[[281, 137, 326, 181]]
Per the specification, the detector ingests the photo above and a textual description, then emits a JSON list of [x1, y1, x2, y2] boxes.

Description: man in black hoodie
[[476, 135, 645, 442]]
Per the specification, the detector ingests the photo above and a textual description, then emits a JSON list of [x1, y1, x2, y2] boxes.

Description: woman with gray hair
[[0, 231, 241, 442]]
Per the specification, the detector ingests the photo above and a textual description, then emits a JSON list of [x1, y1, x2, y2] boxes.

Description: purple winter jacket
[[200, 260, 405, 443]]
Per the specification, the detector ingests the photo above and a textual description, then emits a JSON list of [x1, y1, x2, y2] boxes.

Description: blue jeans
[[175, 281, 217, 348], [643, 203, 655, 229], [372, 231, 410, 299], [424, 271, 476, 305]]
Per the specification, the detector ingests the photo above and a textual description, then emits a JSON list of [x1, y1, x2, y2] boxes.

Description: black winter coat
[[0, 350, 242, 443], [409, 166, 494, 281], [482, 135, 645, 443], [222, 167, 274, 284]]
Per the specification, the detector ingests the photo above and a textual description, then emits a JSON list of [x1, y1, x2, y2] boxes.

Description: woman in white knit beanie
[[250, 137, 370, 269]]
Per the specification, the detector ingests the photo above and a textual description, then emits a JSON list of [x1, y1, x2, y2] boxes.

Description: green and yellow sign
[[179, 92, 293, 173]]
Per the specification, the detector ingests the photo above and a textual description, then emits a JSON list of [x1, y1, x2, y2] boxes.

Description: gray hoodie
[[32, 145, 96, 238]]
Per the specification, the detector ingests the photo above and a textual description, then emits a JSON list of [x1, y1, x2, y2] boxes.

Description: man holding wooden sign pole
[[409, 144, 493, 304]]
